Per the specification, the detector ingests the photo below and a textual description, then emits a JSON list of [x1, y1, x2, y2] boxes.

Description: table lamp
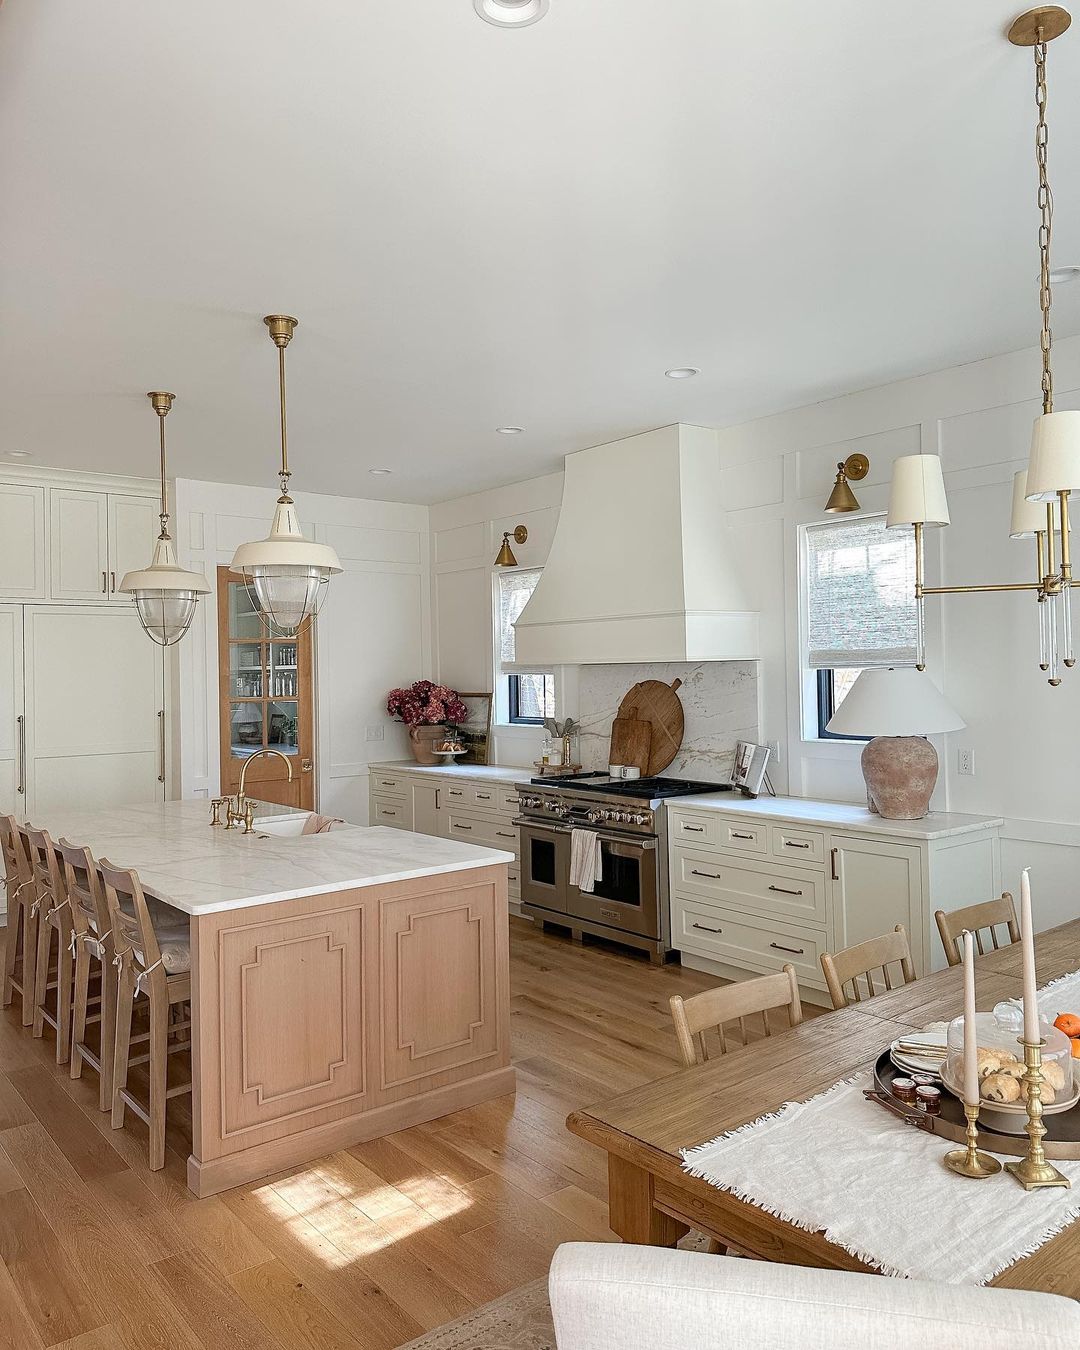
[[825, 668, 965, 819]]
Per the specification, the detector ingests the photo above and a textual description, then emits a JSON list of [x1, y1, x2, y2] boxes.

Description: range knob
[[635, 813, 650, 826]]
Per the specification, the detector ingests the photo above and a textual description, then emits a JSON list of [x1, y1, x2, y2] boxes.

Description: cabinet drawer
[[717, 819, 767, 854], [442, 783, 492, 810], [370, 772, 408, 798], [769, 824, 826, 866], [498, 787, 522, 813], [672, 850, 827, 927], [667, 808, 724, 847], [671, 898, 827, 988], [371, 795, 411, 829], [444, 809, 519, 855]]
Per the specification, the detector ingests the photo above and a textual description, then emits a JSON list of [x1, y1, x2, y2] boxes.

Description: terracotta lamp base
[[861, 735, 938, 820]]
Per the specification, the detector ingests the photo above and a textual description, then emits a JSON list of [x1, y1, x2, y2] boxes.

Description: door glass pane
[[267, 700, 299, 755], [230, 642, 264, 698], [593, 846, 643, 907], [229, 582, 264, 641], [269, 640, 299, 698], [230, 701, 264, 758], [529, 836, 556, 887]]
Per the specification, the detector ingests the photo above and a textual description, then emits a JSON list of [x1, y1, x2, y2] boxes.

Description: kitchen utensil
[[616, 679, 684, 776], [609, 714, 652, 775]]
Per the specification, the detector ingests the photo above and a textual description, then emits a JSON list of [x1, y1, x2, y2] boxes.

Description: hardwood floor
[[0, 916, 742, 1349]]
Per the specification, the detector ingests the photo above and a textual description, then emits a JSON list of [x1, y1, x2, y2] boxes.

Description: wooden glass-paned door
[[217, 568, 314, 810]]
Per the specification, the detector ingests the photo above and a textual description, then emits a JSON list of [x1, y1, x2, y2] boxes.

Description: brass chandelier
[[886, 6, 1080, 686]]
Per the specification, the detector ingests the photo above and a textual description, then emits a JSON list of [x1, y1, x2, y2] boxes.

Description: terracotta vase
[[408, 723, 447, 766], [861, 735, 938, 820]]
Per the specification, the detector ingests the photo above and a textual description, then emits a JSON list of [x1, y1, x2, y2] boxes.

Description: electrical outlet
[[957, 747, 975, 776], [769, 739, 782, 765], [365, 725, 385, 742]]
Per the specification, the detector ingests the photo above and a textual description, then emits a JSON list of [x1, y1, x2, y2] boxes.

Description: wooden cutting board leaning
[[608, 714, 652, 774], [612, 678, 684, 776]]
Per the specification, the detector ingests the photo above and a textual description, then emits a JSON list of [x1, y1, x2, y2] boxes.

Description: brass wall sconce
[[825, 454, 870, 513], [495, 525, 528, 567]]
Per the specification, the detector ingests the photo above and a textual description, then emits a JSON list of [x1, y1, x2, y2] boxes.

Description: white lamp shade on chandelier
[[1010, 469, 1049, 537], [886, 455, 951, 528], [231, 497, 341, 636], [825, 667, 965, 738], [1024, 410, 1080, 500], [120, 535, 211, 646]]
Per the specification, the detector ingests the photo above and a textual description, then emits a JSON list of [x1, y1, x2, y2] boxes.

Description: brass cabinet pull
[[690, 869, 722, 880], [476, 792, 491, 800], [830, 847, 839, 881], [380, 779, 396, 787], [496, 830, 515, 839], [102, 570, 108, 594], [382, 808, 397, 816], [768, 884, 803, 896], [682, 825, 705, 833], [448, 789, 463, 797], [731, 831, 755, 840], [692, 921, 723, 934], [784, 840, 811, 849], [453, 823, 472, 831], [111, 571, 117, 593], [16, 714, 25, 795], [157, 709, 166, 784], [770, 941, 805, 955]]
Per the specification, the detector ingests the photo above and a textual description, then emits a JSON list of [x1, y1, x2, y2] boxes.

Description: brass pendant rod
[[278, 342, 290, 494], [921, 582, 1044, 595], [1034, 37, 1055, 415], [1059, 489, 1072, 579], [1046, 501, 1057, 578], [159, 413, 169, 537]]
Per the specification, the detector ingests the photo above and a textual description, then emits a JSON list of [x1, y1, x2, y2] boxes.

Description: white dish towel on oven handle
[[569, 828, 603, 893]]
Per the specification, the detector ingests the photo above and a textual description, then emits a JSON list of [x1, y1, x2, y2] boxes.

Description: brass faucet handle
[[242, 804, 256, 834], [209, 798, 225, 827], [223, 796, 242, 829]]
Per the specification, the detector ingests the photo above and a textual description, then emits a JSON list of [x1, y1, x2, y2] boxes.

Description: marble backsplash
[[574, 661, 759, 782]]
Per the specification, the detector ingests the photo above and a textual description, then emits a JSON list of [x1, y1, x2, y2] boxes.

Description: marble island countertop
[[29, 799, 513, 916]]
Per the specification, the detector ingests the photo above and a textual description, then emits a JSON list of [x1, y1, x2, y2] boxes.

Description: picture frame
[[455, 692, 493, 765]]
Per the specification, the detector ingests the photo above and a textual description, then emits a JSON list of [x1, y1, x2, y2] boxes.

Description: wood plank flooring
[[0, 916, 752, 1348]]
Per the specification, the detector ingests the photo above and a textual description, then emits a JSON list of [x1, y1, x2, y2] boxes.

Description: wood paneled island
[[27, 799, 515, 1196]]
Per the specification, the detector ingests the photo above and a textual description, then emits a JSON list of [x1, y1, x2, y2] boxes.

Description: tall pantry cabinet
[[0, 471, 170, 846]]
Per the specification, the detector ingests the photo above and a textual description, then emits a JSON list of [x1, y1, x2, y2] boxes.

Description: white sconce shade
[[825, 667, 965, 737], [886, 455, 950, 528], [1025, 411, 1080, 501], [1010, 469, 1048, 538]]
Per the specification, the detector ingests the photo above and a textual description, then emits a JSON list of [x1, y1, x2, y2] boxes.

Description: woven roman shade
[[805, 515, 917, 669]]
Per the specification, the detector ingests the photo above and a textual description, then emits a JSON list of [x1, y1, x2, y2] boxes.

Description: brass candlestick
[[1005, 1038, 1071, 1190], [944, 1103, 1002, 1179]]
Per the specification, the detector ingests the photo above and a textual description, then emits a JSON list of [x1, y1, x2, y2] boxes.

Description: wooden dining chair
[[820, 925, 916, 1011], [27, 827, 75, 1063], [935, 893, 1019, 967], [100, 860, 192, 1170], [1, 815, 37, 1026], [669, 966, 803, 1067], [57, 840, 113, 1112]]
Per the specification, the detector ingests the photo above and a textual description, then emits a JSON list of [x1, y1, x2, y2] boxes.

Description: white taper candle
[[962, 928, 979, 1107], [1020, 868, 1040, 1045]]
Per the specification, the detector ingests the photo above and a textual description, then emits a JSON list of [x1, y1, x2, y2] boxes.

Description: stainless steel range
[[514, 773, 733, 963]]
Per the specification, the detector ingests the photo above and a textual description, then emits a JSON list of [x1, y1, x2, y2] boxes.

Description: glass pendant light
[[231, 315, 342, 636], [119, 392, 211, 646]]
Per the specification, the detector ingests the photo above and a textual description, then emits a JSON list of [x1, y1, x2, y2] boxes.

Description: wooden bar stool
[[100, 861, 192, 1171], [27, 827, 75, 1063], [57, 840, 113, 1112], [1, 815, 37, 1027]]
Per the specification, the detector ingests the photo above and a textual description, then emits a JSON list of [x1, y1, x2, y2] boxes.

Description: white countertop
[[371, 760, 533, 786], [29, 799, 513, 916], [671, 792, 1004, 841]]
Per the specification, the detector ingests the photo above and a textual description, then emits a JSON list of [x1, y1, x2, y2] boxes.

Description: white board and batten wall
[[173, 479, 430, 823], [428, 336, 1080, 932]]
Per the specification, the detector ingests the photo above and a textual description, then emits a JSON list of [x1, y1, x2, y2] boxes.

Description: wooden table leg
[[607, 1154, 688, 1246]]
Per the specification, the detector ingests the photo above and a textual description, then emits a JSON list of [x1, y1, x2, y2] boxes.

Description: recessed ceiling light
[[369, 467, 393, 476], [1050, 265, 1080, 284], [664, 367, 700, 379], [473, 0, 549, 27], [496, 426, 525, 435], [6, 450, 32, 458]]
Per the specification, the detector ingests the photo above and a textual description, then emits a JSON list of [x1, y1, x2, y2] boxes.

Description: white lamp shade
[[1025, 411, 1080, 501], [231, 498, 342, 636], [119, 535, 211, 646], [1010, 470, 1048, 538], [886, 455, 950, 528], [825, 667, 965, 737]]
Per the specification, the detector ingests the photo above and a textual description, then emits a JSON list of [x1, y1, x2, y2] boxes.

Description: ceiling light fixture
[[369, 467, 393, 475], [6, 450, 32, 459], [1049, 264, 1080, 282], [885, 5, 1080, 686], [495, 525, 528, 567], [664, 367, 700, 380], [231, 316, 342, 637], [473, 0, 549, 28], [824, 454, 870, 514], [119, 392, 211, 647], [496, 426, 525, 435]]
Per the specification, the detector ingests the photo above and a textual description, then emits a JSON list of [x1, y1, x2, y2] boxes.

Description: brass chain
[[1035, 38, 1054, 414]]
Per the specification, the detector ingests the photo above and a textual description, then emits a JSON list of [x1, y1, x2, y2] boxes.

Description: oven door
[[567, 833, 660, 939], [516, 819, 570, 913]]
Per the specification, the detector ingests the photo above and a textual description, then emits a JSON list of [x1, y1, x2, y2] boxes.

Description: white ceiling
[[2, 1, 1080, 504]]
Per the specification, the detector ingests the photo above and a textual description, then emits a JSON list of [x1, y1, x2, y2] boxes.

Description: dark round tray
[[870, 1050, 1080, 1159]]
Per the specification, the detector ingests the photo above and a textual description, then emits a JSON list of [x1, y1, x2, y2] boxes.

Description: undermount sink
[[253, 813, 312, 838]]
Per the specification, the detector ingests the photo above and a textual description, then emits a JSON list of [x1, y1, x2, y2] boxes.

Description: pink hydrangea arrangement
[[386, 680, 469, 729]]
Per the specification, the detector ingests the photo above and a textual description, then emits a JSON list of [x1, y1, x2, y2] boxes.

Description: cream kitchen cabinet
[[0, 484, 47, 599], [50, 488, 158, 601], [668, 795, 1003, 1003]]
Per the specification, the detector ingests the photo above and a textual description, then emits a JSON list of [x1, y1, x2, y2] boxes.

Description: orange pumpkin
[[1053, 1012, 1080, 1039]]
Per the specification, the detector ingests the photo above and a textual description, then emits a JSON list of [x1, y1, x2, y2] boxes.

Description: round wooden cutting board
[[616, 679, 684, 776]]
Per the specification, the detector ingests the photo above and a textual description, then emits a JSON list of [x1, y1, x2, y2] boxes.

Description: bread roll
[[982, 1072, 1022, 1104]]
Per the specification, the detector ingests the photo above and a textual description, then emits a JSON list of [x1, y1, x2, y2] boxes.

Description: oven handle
[[513, 818, 657, 849]]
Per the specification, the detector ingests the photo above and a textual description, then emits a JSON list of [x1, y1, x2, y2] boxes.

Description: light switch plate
[[366, 725, 385, 742]]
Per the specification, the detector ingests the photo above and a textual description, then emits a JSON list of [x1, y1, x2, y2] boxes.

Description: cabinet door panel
[[0, 607, 24, 817], [50, 489, 109, 600], [108, 494, 158, 589], [0, 484, 46, 599], [831, 835, 925, 973]]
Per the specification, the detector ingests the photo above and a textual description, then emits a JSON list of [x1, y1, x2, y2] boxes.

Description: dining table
[[566, 918, 1080, 1298]]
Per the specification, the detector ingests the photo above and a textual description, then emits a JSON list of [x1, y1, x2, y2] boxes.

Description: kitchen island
[[30, 799, 515, 1196]]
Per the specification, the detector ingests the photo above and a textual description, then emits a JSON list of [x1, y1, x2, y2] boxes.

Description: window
[[496, 568, 555, 725], [804, 515, 917, 739]]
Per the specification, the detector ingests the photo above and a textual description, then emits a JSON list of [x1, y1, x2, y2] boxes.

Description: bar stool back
[[27, 826, 74, 1063], [57, 840, 113, 1112], [1, 816, 36, 1026]]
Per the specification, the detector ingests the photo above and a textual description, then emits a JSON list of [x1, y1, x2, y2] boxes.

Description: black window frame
[[507, 674, 545, 726], [816, 669, 867, 741]]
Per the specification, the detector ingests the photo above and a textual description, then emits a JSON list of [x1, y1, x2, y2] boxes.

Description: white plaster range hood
[[512, 424, 759, 666]]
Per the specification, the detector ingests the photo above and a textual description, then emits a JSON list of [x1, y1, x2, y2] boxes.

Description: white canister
[[608, 764, 626, 778], [623, 766, 641, 780]]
